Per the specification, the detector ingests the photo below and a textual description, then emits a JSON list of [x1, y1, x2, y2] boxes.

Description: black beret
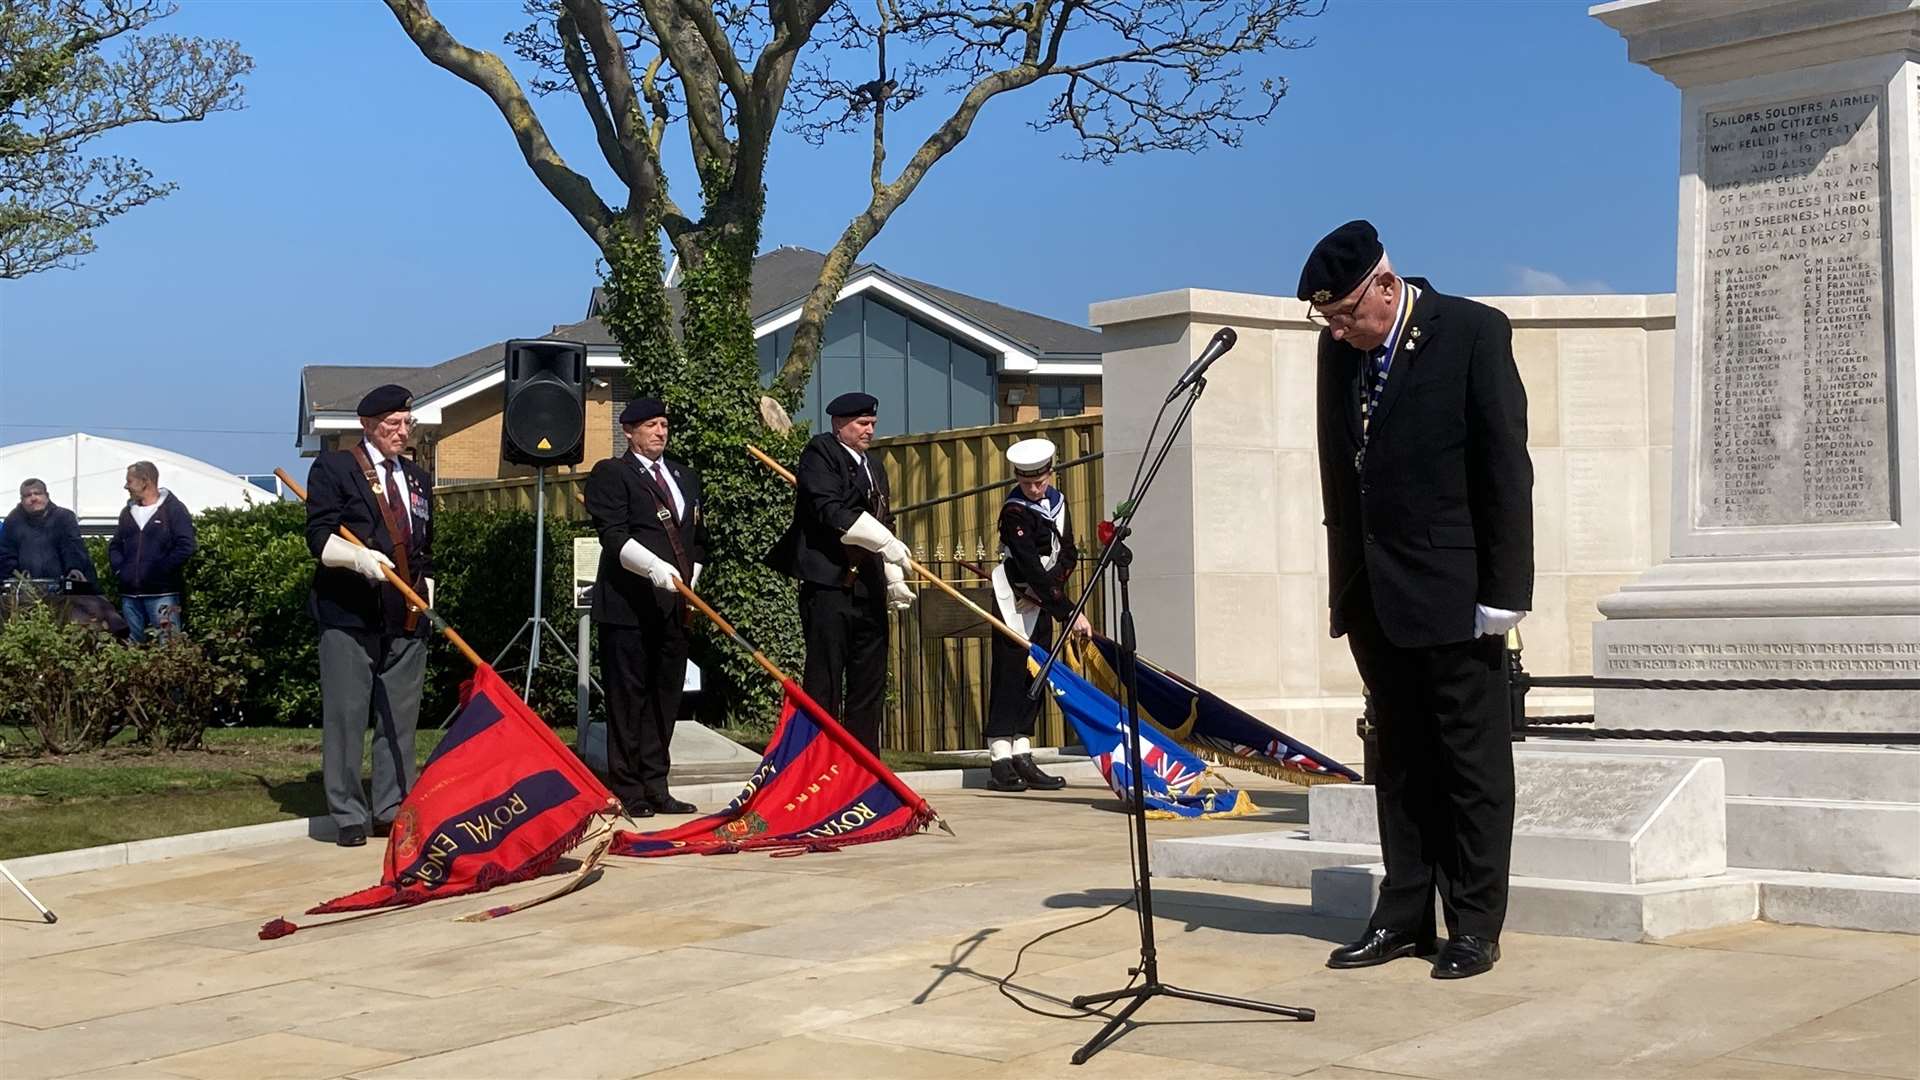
[[619, 397, 667, 426], [1297, 220, 1384, 305], [825, 391, 878, 418], [356, 384, 413, 418]]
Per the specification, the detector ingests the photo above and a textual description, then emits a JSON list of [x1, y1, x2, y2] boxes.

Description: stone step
[[1725, 796, 1920, 878], [1309, 863, 1757, 943], [1307, 751, 1728, 884], [1730, 868, 1920, 934], [1522, 737, 1920, 803], [1150, 831, 1381, 889]]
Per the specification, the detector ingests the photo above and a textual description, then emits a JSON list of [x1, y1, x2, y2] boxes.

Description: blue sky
[[0, 0, 1678, 478]]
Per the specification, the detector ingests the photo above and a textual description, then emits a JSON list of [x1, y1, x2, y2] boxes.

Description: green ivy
[[598, 205, 807, 730]]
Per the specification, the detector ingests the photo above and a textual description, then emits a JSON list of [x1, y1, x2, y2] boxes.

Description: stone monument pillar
[[1591, 0, 1920, 731]]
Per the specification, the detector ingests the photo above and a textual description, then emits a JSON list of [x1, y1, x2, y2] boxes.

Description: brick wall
[[996, 376, 1103, 424]]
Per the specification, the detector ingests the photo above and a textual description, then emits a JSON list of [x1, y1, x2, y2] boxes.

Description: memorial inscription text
[[1698, 89, 1890, 527]]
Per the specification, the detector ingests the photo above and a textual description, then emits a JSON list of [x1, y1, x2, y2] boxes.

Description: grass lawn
[[1, 725, 975, 860]]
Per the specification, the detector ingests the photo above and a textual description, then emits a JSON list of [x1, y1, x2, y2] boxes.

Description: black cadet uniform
[[584, 398, 709, 817], [305, 384, 435, 847], [985, 454, 1077, 792], [1306, 220, 1533, 980], [764, 393, 900, 752]]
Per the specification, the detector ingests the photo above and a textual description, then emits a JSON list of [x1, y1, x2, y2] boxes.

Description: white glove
[[1474, 604, 1527, 638], [690, 562, 703, 588], [882, 561, 914, 611], [619, 539, 682, 592], [320, 535, 392, 584], [841, 511, 911, 567]]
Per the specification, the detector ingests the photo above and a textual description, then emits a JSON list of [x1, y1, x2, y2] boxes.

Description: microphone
[[1165, 327, 1237, 401]]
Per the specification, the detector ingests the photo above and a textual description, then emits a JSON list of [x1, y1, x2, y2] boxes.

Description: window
[[1037, 382, 1085, 418]]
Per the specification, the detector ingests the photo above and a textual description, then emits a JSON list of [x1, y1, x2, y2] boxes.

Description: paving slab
[[1, 776, 1915, 1080]]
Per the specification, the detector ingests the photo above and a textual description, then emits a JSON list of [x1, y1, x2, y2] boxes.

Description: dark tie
[[1364, 347, 1390, 416], [650, 462, 678, 521], [383, 460, 411, 546]]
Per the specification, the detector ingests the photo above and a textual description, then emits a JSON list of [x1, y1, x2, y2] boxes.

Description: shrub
[[0, 598, 249, 753], [88, 500, 609, 729]]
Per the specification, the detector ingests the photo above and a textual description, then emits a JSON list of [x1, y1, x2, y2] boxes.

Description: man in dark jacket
[[0, 479, 95, 589], [583, 397, 710, 818], [305, 384, 436, 848], [107, 461, 197, 640], [985, 437, 1089, 792], [764, 392, 915, 752], [1305, 220, 1533, 980]]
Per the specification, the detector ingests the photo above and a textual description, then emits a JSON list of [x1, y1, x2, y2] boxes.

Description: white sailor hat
[[1007, 437, 1056, 478]]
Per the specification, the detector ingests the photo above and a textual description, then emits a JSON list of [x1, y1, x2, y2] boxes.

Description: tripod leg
[[0, 861, 56, 923], [1071, 983, 1153, 1010], [1160, 984, 1314, 1021], [1070, 990, 1153, 1066], [442, 619, 536, 728]]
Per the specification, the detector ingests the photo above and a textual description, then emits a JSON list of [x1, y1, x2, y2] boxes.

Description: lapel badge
[[1409, 326, 1421, 338], [1404, 339, 1416, 351]]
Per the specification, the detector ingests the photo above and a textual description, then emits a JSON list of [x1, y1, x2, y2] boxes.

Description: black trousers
[[986, 612, 1053, 740], [600, 609, 688, 807], [1343, 580, 1514, 942], [799, 581, 889, 753]]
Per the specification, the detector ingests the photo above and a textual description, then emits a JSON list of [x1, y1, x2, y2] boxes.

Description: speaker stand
[[443, 468, 601, 727]]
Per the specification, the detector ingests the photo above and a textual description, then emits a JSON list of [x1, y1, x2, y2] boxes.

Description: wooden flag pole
[[275, 468, 484, 669], [744, 443, 1032, 648]]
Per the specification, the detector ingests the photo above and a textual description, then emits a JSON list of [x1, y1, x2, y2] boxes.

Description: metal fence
[[434, 414, 1109, 750]]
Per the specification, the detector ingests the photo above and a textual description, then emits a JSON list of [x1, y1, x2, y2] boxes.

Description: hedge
[[81, 501, 608, 729]]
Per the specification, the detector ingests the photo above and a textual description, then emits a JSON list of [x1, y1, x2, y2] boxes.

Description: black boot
[[1011, 753, 1067, 790], [986, 758, 1028, 792]]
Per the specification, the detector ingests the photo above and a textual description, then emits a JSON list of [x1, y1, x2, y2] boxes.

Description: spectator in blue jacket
[[107, 461, 197, 641], [0, 479, 95, 590]]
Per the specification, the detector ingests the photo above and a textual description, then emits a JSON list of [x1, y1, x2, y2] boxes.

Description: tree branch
[[383, 0, 618, 251], [631, 0, 734, 173], [777, 64, 1039, 392], [554, 9, 632, 188], [672, 0, 752, 116]]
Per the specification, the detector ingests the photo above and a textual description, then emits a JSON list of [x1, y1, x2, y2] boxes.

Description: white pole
[[0, 861, 56, 923]]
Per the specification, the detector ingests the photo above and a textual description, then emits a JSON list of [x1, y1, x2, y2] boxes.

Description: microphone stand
[[1028, 366, 1315, 1065]]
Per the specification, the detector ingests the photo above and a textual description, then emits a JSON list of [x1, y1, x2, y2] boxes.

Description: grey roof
[[306, 246, 1100, 416], [304, 341, 506, 413], [591, 246, 1105, 357]]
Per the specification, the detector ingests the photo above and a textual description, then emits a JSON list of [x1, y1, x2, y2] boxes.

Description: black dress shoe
[[1431, 935, 1500, 979], [986, 759, 1028, 792], [1010, 753, 1068, 790], [371, 819, 393, 839], [1326, 928, 1437, 969], [651, 796, 697, 815], [336, 825, 367, 848], [621, 800, 656, 819]]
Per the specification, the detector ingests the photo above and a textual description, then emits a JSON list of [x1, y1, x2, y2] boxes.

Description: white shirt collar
[[632, 449, 665, 469], [363, 439, 394, 468], [839, 440, 866, 466]]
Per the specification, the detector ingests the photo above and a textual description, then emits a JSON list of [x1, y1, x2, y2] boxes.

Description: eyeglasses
[[1307, 258, 1384, 328]]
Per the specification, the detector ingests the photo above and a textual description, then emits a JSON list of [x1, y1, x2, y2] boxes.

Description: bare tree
[[0, 0, 251, 278], [388, 0, 1318, 395], [382, 0, 1316, 723]]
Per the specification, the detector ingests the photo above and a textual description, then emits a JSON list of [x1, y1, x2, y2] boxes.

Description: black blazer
[[583, 452, 709, 627], [1000, 487, 1079, 621], [305, 448, 434, 634], [764, 432, 895, 591], [1315, 280, 1533, 648]]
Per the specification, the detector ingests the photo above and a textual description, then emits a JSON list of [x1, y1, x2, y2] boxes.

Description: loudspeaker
[[501, 339, 587, 466]]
